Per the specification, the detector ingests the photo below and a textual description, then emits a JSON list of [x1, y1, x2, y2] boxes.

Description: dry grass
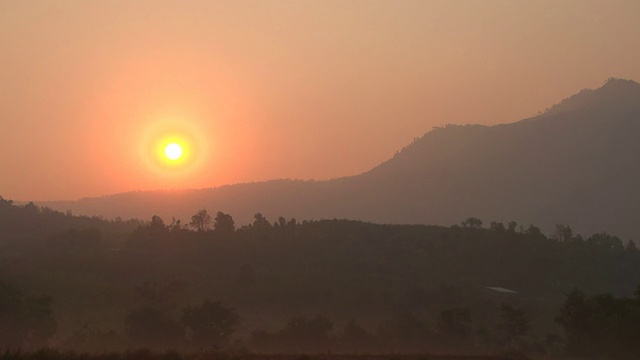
[[0, 350, 529, 360]]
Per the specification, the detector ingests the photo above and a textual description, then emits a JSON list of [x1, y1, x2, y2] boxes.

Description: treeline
[[65, 292, 239, 352], [3, 197, 640, 357], [0, 196, 139, 251], [0, 278, 551, 354], [7, 276, 640, 358]]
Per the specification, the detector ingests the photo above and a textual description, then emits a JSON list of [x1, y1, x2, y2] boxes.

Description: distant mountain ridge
[[39, 78, 640, 239]]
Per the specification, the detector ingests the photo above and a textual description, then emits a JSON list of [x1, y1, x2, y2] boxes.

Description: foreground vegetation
[[2, 196, 640, 357], [0, 350, 530, 360]]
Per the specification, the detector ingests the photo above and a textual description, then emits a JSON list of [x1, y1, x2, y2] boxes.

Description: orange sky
[[1, 0, 639, 201]]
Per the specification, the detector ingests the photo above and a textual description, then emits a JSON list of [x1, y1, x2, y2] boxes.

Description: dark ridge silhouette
[[39, 78, 640, 239]]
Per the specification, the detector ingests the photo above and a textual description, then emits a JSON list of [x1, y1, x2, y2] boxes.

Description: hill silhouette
[[40, 78, 640, 239]]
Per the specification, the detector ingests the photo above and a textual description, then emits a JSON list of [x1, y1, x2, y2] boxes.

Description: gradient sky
[[1, 0, 639, 201]]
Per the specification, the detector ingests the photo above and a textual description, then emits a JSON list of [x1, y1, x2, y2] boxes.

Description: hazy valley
[[2, 79, 640, 358], [42, 78, 640, 241]]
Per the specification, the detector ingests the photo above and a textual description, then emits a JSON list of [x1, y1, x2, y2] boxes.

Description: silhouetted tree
[[190, 209, 212, 232], [490, 221, 506, 233], [125, 307, 183, 348], [0, 196, 13, 207], [461, 217, 483, 229], [24, 201, 38, 214], [554, 224, 573, 241], [626, 240, 639, 254], [0, 282, 57, 349], [526, 224, 542, 237], [131, 215, 169, 242], [496, 303, 530, 350], [555, 290, 593, 355], [64, 324, 125, 352], [338, 320, 375, 352], [554, 288, 640, 357], [181, 300, 238, 348], [214, 211, 235, 234], [249, 315, 334, 353], [377, 312, 432, 352], [169, 217, 184, 231], [280, 315, 334, 352], [150, 215, 165, 229], [253, 213, 271, 230], [437, 307, 472, 339]]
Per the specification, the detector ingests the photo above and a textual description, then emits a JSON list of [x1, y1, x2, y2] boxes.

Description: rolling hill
[[40, 78, 640, 239]]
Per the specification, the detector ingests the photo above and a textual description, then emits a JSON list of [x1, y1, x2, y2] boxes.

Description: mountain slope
[[39, 78, 640, 239], [351, 78, 640, 236]]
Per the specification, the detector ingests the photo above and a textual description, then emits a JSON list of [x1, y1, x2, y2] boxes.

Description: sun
[[141, 122, 204, 176], [153, 134, 193, 169], [164, 143, 183, 161]]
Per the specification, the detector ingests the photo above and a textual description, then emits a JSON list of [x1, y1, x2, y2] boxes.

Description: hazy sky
[[1, 0, 639, 201]]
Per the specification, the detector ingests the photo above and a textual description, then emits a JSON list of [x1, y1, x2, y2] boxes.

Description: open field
[[0, 351, 533, 360]]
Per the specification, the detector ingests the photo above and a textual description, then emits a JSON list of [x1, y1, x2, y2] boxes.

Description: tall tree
[[252, 213, 271, 230], [190, 209, 212, 232], [214, 212, 235, 234]]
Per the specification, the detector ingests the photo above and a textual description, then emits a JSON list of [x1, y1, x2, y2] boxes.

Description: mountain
[[40, 78, 640, 239]]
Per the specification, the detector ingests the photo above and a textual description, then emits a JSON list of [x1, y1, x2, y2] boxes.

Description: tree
[[625, 240, 639, 254], [150, 215, 165, 229], [130, 215, 169, 245], [190, 209, 212, 232], [214, 212, 235, 234], [181, 300, 239, 348], [23, 201, 38, 214], [253, 213, 271, 230], [461, 217, 483, 229], [280, 315, 334, 352], [437, 307, 471, 339], [0, 196, 13, 207], [64, 324, 125, 352], [0, 282, 57, 349], [125, 307, 183, 348], [490, 221, 506, 233], [169, 217, 184, 231], [338, 320, 375, 352], [554, 224, 573, 241], [556, 289, 640, 357], [496, 303, 530, 349], [377, 312, 432, 352], [526, 224, 542, 237]]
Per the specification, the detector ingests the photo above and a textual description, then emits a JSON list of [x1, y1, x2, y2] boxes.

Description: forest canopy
[[1, 197, 640, 356]]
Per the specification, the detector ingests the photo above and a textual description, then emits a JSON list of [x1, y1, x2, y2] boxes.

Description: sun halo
[[139, 119, 208, 179]]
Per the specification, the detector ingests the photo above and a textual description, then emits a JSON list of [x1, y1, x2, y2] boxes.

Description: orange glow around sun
[[137, 115, 210, 182]]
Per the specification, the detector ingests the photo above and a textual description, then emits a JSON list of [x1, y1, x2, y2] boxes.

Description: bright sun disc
[[164, 143, 183, 160]]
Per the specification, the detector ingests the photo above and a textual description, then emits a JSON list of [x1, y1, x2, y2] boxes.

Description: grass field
[[0, 350, 533, 360]]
